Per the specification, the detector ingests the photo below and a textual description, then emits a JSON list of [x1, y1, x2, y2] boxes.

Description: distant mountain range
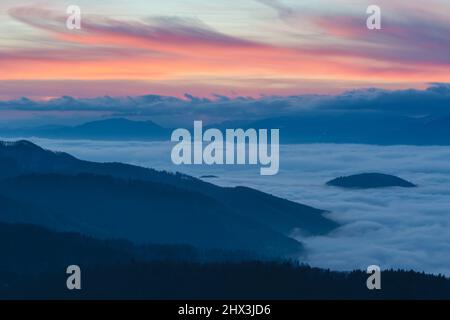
[[2, 113, 450, 145], [326, 173, 417, 189], [0, 140, 338, 256], [0, 118, 170, 141], [242, 112, 450, 145]]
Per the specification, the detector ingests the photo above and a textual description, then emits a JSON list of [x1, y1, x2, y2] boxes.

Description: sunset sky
[[1, 0, 450, 99]]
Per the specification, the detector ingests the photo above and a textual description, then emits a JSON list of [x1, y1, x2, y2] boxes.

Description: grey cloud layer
[[1, 83, 450, 126]]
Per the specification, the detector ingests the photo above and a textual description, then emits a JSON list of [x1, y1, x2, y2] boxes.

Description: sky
[[1, 0, 450, 99]]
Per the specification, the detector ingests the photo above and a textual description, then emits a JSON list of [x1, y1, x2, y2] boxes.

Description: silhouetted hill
[[0, 222, 256, 275], [3, 259, 449, 299], [0, 140, 338, 240], [55, 263, 450, 299], [0, 173, 304, 255], [0, 222, 185, 274], [0, 118, 169, 141], [1, 209, 449, 300], [326, 173, 417, 189]]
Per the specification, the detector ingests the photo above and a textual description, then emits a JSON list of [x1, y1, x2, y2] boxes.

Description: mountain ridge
[[0, 118, 170, 141], [0, 140, 338, 256], [3, 112, 450, 144]]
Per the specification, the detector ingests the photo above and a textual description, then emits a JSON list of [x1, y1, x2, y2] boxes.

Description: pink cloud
[[1, 4, 449, 99]]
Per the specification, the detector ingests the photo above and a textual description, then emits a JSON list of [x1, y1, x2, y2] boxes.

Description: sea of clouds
[[11, 138, 450, 276]]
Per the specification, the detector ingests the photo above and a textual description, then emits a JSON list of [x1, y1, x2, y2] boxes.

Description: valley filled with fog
[[10, 137, 450, 276]]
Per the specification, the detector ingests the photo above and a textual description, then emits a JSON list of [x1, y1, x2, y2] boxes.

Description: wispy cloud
[[256, 0, 450, 66], [1, 3, 449, 97]]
